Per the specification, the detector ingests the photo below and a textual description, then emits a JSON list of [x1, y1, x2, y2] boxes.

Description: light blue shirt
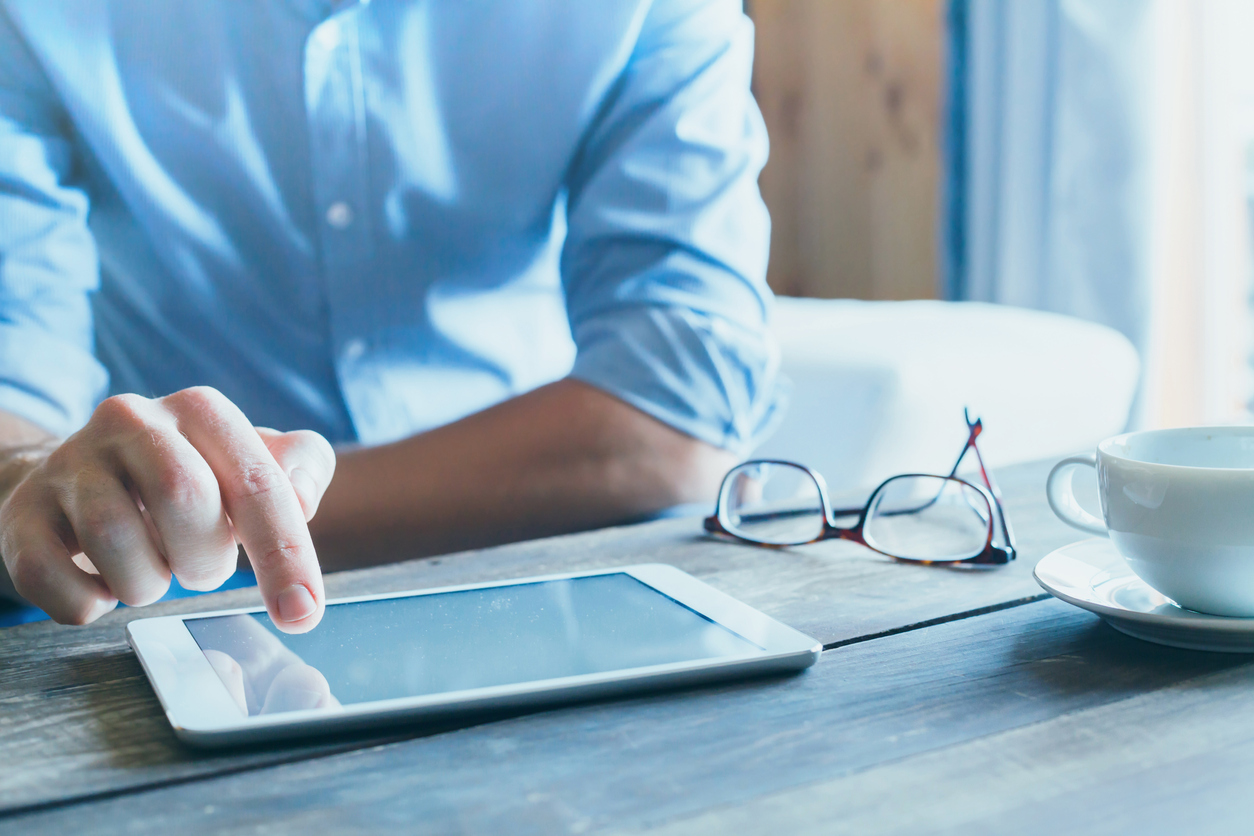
[[0, 0, 782, 452]]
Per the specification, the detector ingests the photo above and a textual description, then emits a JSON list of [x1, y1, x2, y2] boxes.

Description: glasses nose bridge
[[822, 515, 869, 548]]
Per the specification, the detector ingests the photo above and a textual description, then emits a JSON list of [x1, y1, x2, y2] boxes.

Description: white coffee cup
[[1047, 426, 1254, 617]]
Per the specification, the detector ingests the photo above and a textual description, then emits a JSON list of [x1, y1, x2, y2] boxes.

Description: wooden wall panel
[[751, 0, 944, 300]]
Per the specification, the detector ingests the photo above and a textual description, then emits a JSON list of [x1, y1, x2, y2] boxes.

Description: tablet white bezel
[[126, 563, 821, 747]]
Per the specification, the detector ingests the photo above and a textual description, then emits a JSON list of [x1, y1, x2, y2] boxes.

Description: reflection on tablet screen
[[185, 573, 763, 716]]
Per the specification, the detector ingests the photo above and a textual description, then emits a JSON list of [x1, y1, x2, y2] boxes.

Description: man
[[0, 0, 781, 631]]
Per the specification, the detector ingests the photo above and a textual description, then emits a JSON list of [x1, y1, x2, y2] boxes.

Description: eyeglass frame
[[703, 410, 1017, 566]]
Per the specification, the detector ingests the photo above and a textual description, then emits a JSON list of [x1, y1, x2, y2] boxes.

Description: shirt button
[[343, 339, 367, 361], [326, 202, 353, 230]]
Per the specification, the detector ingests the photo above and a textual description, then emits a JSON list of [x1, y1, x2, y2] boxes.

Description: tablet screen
[[185, 573, 763, 716]]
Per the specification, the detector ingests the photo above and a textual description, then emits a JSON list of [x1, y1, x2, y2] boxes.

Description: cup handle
[[1046, 453, 1107, 535]]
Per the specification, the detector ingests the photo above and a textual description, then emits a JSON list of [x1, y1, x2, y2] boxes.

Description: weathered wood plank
[[0, 459, 1079, 813], [624, 643, 1254, 836], [5, 599, 1244, 835]]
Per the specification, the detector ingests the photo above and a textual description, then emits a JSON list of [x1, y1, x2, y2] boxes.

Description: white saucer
[[1034, 538, 1254, 653]]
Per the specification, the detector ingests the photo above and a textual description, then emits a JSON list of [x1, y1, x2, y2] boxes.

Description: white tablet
[[126, 564, 821, 747]]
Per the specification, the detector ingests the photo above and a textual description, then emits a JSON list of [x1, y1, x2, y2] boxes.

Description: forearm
[[309, 378, 735, 571], [0, 411, 59, 602]]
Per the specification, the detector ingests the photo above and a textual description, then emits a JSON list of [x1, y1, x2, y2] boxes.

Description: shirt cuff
[[0, 323, 107, 437], [569, 304, 788, 456]]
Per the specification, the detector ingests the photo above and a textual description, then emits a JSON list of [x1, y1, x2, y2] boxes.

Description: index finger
[[164, 387, 324, 632]]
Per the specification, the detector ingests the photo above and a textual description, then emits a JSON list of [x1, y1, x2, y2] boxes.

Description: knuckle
[[154, 462, 214, 512], [91, 394, 151, 432], [233, 462, 288, 500], [166, 385, 229, 416], [61, 475, 134, 551], [64, 464, 112, 504], [257, 539, 309, 571], [74, 526, 144, 582], [65, 488, 148, 564], [75, 501, 121, 543]]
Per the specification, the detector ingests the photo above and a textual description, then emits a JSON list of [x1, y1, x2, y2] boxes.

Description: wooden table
[[4, 458, 1252, 835]]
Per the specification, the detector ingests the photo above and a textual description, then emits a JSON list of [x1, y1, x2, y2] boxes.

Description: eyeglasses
[[703, 410, 1017, 566]]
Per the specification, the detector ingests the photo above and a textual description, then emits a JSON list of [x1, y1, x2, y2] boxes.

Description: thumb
[[255, 428, 337, 522]]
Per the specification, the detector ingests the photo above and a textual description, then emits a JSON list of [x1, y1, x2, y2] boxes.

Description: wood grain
[[0, 459, 1078, 815], [753, 0, 944, 301], [6, 599, 1244, 835], [625, 638, 1254, 835]]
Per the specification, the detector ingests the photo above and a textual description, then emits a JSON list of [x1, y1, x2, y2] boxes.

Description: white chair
[[754, 297, 1140, 494]]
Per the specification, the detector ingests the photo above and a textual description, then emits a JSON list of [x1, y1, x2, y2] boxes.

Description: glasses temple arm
[[953, 415, 1017, 556]]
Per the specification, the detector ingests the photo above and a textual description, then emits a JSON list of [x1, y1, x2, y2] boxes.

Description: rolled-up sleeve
[[0, 11, 106, 436], [562, 0, 784, 455]]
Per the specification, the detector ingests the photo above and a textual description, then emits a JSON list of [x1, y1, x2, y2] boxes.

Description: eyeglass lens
[[721, 462, 825, 545], [864, 476, 992, 561]]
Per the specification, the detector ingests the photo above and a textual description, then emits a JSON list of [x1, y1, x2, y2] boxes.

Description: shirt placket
[[304, 3, 383, 438]]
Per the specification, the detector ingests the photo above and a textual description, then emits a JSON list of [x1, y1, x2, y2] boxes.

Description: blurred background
[[748, 0, 1254, 431]]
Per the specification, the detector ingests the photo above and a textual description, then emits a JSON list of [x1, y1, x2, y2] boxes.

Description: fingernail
[[288, 467, 319, 518], [277, 584, 316, 623]]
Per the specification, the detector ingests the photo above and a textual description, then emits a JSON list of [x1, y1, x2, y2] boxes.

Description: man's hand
[[0, 387, 335, 632]]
